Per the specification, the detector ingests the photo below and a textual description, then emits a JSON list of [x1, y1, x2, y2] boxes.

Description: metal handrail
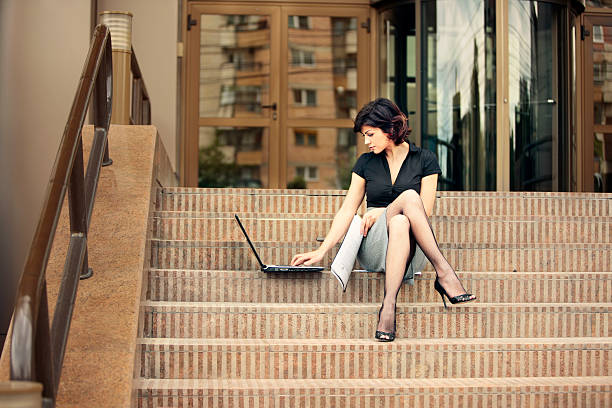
[[130, 46, 151, 125], [9, 25, 113, 407]]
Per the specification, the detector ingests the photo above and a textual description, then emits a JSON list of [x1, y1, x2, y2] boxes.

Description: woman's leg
[[386, 190, 474, 299], [377, 214, 416, 336]]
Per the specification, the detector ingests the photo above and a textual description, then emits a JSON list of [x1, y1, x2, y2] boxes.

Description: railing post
[[98, 11, 132, 125], [92, 25, 113, 167], [68, 138, 90, 280], [35, 284, 55, 405]]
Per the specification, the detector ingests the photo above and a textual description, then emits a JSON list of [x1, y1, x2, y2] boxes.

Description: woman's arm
[[419, 174, 439, 217], [291, 173, 366, 265]]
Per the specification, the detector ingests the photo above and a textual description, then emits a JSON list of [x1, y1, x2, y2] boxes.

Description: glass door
[[281, 6, 370, 189], [184, 3, 371, 189], [584, 15, 612, 192], [185, 4, 281, 187]]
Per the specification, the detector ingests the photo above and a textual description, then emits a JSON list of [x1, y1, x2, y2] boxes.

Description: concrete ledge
[[1, 125, 176, 407]]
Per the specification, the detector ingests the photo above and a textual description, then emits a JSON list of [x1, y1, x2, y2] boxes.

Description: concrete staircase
[[134, 188, 612, 407]]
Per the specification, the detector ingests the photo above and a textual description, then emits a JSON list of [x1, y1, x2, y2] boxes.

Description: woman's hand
[[291, 248, 325, 266], [360, 207, 385, 236]]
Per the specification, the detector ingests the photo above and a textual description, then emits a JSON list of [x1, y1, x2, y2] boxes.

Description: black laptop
[[234, 214, 324, 272]]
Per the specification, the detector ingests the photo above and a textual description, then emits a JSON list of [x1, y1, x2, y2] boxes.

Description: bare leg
[[386, 190, 474, 299], [376, 214, 416, 337]]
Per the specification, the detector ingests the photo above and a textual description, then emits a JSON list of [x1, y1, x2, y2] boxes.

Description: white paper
[[331, 215, 363, 292]]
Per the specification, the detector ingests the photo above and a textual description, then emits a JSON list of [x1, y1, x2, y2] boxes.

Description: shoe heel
[[434, 279, 448, 309], [438, 292, 447, 308]]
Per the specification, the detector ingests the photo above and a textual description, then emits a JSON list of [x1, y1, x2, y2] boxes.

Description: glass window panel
[[593, 25, 612, 126], [198, 126, 268, 188], [508, 1, 566, 191], [199, 14, 270, 118], [288, 16, 358, 119], [586, 0, 612, 8], [287, 128, 356, 189], [421, 0, 497, 191], [379, 4, 417, 129], [593, 133, 612, 192], [592, 24, 612, 192]]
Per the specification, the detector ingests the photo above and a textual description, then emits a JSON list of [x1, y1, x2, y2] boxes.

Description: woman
[[291, 98, 476, 342]]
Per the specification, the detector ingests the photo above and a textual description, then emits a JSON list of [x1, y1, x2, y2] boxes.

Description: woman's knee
[[397, 189, 421, 209], [388, 214, 410, 235]]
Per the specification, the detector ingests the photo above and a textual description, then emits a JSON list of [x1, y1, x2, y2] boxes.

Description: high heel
[[375, 303, 396, 342], [433, 278, 476, 309]]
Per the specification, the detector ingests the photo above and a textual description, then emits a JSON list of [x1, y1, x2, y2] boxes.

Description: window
[[228, 49, 260, 71], [291, 48, 315, 66], [307, 133, 317, 146], [337, 129, 354, 147], [293, 89, 317, 106], [594, 63, 604, 84], [227, 15, 268, 32], [593, 25, 604, 43], [219, 85, 262, 112], [295, 166, 318, 181], [294, 130, 317, 146], [289, 15, 310, 29]]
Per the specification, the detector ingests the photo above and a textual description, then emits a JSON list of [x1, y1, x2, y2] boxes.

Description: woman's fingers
[[292, 252, 314, 266], [362, 215, 374, 236], [291, 254, 304, 265]]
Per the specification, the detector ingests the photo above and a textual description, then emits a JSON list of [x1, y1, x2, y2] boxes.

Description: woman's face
[[361, 126, 392, 154]]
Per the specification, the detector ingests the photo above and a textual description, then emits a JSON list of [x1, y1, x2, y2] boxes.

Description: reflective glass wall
[[421, 0, 496, 190], [508, 1, 568, 191], [379, 4, 417, 133], [377, 0, 577, 192]]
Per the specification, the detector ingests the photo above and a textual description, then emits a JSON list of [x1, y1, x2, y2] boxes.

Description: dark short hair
[[353, 98, 411, 145]]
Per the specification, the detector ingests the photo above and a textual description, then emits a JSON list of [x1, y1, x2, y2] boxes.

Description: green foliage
[[287, 176, 307, 189], [198, 142, 239, 188]]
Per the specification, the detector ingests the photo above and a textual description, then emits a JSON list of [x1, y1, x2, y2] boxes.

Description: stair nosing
[[135, 336, 612, 345], [134, 376, 612, 389], [141, 300, 612, 308]]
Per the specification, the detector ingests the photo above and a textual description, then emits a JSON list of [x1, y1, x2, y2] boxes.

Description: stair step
[[158, 188, 612, 217], [146, 270, 612, 304], [134, 376, 612, 408], [150, 240, 612, 272], [136, 337, 611, 379], [153, 213, 611, 243], [141, 302, 611, 339], [157, 188, 345, 214]]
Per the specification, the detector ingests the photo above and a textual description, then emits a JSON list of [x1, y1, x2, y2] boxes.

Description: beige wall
[[0, 1, 92, 345], [98, 0, 178, 171]]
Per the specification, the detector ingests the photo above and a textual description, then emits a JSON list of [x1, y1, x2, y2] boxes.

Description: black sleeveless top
[[351, 143, 442, 208]]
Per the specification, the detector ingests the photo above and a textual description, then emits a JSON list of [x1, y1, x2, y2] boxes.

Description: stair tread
[[149, 268, 612, 276], [142, 300, 612, 308], [161, 187, 612, 197], [134, 376, 612, 389], [151, 238, 612, 247], [153, 211, 612, 220], [136, 337, 612, 346]]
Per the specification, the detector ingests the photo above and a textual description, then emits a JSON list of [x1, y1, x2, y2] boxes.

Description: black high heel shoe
[[433, 277, 476, 309], [375, 303, 396, 342]]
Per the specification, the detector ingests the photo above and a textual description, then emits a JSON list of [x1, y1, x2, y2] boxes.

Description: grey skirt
[[356, 208, 427, 285]]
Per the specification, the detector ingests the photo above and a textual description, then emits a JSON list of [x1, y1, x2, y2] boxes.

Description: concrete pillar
[[98, 11, 132, 124]]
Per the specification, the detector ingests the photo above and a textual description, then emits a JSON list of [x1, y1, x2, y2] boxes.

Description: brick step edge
[[151, 216, 612, 244], [140, 302, 611, 339], [133, 376, 612, 407], [146, 270, 612, 304], [135, 338, 611, 379], [150, 242, 612, 273], [157, 189, 612, 217]]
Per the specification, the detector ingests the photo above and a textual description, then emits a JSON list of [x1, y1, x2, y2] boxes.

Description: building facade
[[180, 0, 612, 193]]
